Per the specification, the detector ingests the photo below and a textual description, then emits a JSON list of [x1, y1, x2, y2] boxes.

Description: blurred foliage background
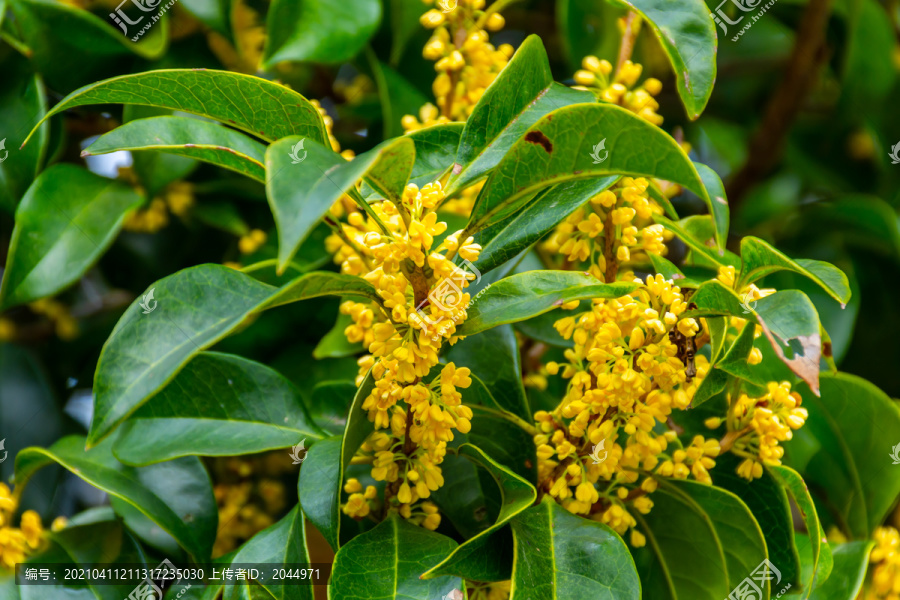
[[0, 0, 899, 565]]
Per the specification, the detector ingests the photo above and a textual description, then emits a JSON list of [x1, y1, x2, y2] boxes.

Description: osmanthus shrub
[[1, 0, 899, 599]]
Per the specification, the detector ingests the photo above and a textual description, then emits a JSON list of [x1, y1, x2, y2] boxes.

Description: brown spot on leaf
[[823, 341, 832, 358], [525, 131, 552, 153], [525, 460, 533, 469]]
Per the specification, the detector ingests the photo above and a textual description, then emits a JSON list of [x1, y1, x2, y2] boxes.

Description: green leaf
[[265, 136, 414, 272], [769, 465, 833, 597], [15, 436, 217, 560], [24, 69, 328, 146], [618, 0, 717, 119], [90, 265, 379, 445], [689, 281, 823, 394], [467, 405, 538, 484], [808, 540, 873, 600], [424, 444, 536, 582], [307, 381, 356, 434], [222, 506, 312, 600], [476, 177, 619, 274], [445, 325, 530, 420], [331, 515, 463, 600], [314, 312, 364, 359], [694, 162, 730, 250], [661, 479, 769, 598], [0, 51, 47, 213], [738, 237, 851, 306], [179, 0, 230, 35], [786, 372, 900, 539], [263, 0, 381, 67], [446, 35, 594, 195], [713, 453, 802, 589], [510, 496, 641, 599], [631, 483, 729, 599], [298, 371, 375, 551], [113, 352, 324, 465], [367, 55, 430, 140], [9, 0, 167, 91], [654, 215, 736, 267], [457, 271, 638, 336], [83, 116, 267, 183], [0, 164, 142, 310], [406, 123, 464, 186], [468, 103, 707, 235]]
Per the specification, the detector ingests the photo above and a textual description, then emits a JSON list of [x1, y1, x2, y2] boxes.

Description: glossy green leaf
[[0, 51, 47, 213], [769, 465, 833, 597], [83, 116, 267, 182], [738, 237, 851, 306], [9, 0, 166, 91], [468, 103, 707, 235], [689, 281, 823, 394], [298, 372, 375, 552], [466, 405, 538, 484], [808, 540, 873, 600], [368, 56, 430, 140], [15, 436, 217, 560], [445, 325, 530, 420], [714, 454, 802, 589], [266, 136, 414, 272], [785, 372, 900, 539], [662, 479, 769, 598], [179, 0, 230, 35], [331, 515, 463, 600], [457, 271, 638, 336], [446, 35, 594, 195], [510, 496, 641, 599], [424, 444, 536, 581], [654, 215, 736, 266], [0, 164, 142, 310], [263, 0, 381, 67], [24, 69, 328, 146], [406, 122, 464, 186], [694, 162, 730, 250], [222, 506, 312, 600], [90, 265, 379, 445], [113, 352, 324, 465], [314, 312, 364, 359], [619, 0, 717, 119], [476, 176, 619, 274], [632, 483, 729, 599]]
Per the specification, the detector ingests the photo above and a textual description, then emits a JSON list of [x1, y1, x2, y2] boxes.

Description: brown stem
[[719, 426, 751, 453], [615, 12, 639, 76], [726, 0, 834, 206], [603, 212, 618, 282]]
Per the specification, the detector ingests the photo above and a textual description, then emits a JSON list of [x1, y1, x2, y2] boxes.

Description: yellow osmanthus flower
[[0, 484, 48, 569], [332, 181, 481, 528], [469, 580, 512, 600], [403, 0, 512, 130], [29, 298, 78, 340], [865, 526, 900, 600], [713, 381, 808, 480], [543, 177, 671, 280], [536, 274, 715, 545], [573, 53, 664, 126]]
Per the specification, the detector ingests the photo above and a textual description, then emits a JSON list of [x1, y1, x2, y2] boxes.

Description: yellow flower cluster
[[572, 55, 664, 126], [331, 182, 481, 527], [122, 180, 194, 234], [867, 526, 900, 600], [238, 229, 267, 255], [0, 484, 55, 569], [543, 177, 671, 281], [708, 381, 808, 480], [469, 580, 512, 600], [403, 0, 512, 130], [29, 298, 79, 340], [535, 274, 715, 546], [209, 453, 290, 557]]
